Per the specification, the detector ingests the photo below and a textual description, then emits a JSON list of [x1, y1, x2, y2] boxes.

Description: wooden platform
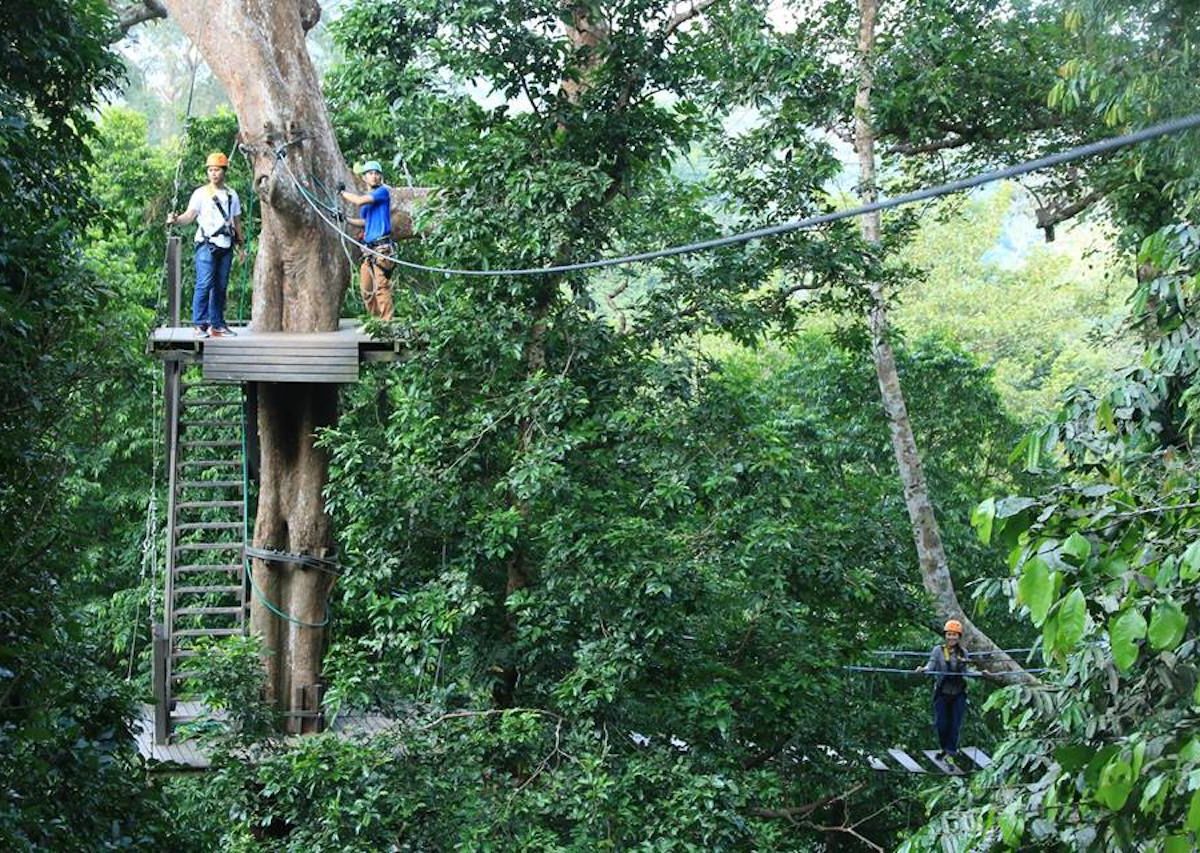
[[132, 703, 401, 770], [148, 320, 405, 383]]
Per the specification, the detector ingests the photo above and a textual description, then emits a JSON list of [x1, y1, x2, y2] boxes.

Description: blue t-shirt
[[360, 186, 391, 243]]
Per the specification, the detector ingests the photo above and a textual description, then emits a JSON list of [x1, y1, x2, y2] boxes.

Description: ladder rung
[[176, 500, 243, 510], [179, 460, 241, 468], [173, 628, 245, 637], [176, 480, 243, 489], [174, 585, 243, 596], [175, 521, 242, 532], [176, 542, 243, 552], [180, 420, 240, 429], [181, 440, 241, 449], [173, 564, 242, 573], [181, 381, 239, 393], [175, 606, 244, 616], [171, 671, 200, 681], [181, 398, 240, 407]]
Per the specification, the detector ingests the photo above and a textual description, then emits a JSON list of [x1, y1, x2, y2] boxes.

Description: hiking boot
[[213, 326, 237, 337]]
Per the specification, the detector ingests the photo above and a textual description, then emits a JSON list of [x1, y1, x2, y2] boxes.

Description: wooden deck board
[[148, 320, 406, 383], [886, 748, 926, 773]]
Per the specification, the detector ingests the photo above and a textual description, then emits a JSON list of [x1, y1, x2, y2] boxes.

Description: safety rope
[[233, 144, 257, 325], [870, 648, 1038, 658], [277, 111, 1200, 277], [843, 666, 1048, 677], [130, 63, 202, 681]]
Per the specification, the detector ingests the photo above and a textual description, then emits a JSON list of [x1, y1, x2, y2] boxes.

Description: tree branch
[[664, 0, 725, 39], [750, 782, 866, 821], [110, 0, 167, 37], [1035, 189, 1102, 241], [886, 134, 971, 156], [605, 281, 629, 334]]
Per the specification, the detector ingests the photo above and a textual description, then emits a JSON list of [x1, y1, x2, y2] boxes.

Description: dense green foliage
[[896, 185, 1131, 422], [0, 2, 176, 849], [3, 0, 1199, 850]]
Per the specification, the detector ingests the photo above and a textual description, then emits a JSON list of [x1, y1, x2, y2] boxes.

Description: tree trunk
[[161, 0, 350, 723], [853, 0, 1024, 675]]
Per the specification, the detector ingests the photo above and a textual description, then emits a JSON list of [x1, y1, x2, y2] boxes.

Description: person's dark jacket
[[925, 644, 969, 696]]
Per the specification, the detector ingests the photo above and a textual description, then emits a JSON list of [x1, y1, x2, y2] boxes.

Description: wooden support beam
[[166, 235, 182, 326], [152, 624, 169, 745]]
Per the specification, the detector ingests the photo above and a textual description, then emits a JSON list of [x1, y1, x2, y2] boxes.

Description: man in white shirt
[[167, 152, 244, 338]]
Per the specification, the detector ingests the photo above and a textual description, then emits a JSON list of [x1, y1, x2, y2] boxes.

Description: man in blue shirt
[[340, 160, 395, 320]]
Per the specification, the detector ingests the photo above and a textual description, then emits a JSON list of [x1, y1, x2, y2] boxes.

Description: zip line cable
[[843, 666, 1048, 677], [870, 648, 1038, 658], [279, 112, 1200, 278]]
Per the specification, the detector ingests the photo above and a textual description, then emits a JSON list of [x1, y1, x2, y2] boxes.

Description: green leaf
[[1018, 557, 1053, 627], [1108, 609, 1147, 672], [1054, 744, 1093, 771], [999, 801, 1024, 847], [1139, 774, 1169, 815], [971, 497, 995, 545], [1148, 599, 1187, 651], [995, 496, 1037, 518], [1061, 532, 1092, 566], [1182, 540, 1200, 581], [1043, 610, 1059, 660], [1187, 789, 1200, 833], [1055, 588, 1087, 654], [1096, 758, 1134, 810], [1164, 836, 1192, 853]]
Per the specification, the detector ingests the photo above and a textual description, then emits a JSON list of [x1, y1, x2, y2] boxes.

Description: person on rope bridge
[[918, 619, 985, 764], [166, 152, 245, 338], [339, 160, 395, 321]]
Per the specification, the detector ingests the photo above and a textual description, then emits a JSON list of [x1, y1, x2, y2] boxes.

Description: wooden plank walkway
[[867, 747, 991, 775], [132, 703, 402, 770], [148, 320, 406, 383]]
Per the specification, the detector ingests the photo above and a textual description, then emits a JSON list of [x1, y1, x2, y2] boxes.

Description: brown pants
[[359, 243, 394, 321]]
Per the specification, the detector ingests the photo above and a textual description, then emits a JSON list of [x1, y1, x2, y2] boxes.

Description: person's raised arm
[[167, 197, 200, 227]]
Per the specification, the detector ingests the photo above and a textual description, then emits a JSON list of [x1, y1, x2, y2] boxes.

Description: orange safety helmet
[[205, 152, 230, 169], [944, 619, 964, 635]]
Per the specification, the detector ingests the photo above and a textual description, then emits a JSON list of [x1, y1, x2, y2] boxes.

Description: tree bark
[[853, 0, 1025, 675], [161, 0, 351, 723]]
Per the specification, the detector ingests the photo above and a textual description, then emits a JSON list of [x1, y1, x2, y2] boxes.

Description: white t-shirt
[[186, 185, 242, 249]]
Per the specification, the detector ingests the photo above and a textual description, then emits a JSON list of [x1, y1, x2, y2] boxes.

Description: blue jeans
[[193, 242, 234, 329], [933, 692, 967, 754]]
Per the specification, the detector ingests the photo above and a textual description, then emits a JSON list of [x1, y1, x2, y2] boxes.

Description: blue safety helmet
[[360, 160, 384, 175]]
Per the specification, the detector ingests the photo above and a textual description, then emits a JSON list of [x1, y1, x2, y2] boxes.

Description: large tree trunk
[[161, 0, 350, 724], [853, 0, 1025, 675]]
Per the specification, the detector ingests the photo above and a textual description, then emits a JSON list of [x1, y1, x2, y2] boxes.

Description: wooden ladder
[[156, 363, 249, 740]]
